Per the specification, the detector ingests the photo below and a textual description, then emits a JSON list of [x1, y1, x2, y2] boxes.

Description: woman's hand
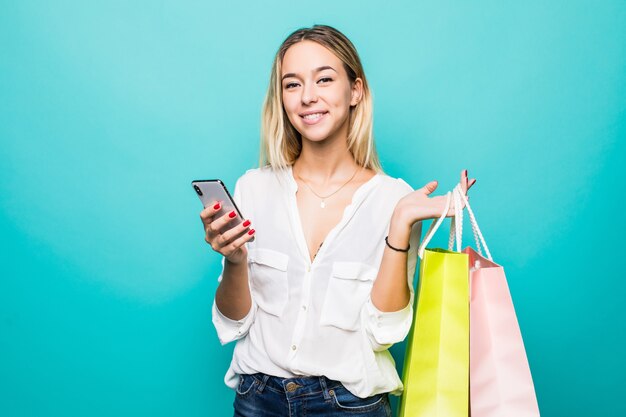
[[199, 202, 255, 265], [379, 170, 475, 312], [393, 169, 477, 228]]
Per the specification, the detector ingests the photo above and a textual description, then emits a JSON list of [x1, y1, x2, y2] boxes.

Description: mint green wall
[[1, 1, 624, 416]]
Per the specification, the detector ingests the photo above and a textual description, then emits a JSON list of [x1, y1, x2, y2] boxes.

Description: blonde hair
[[259, 25, 384, 173]]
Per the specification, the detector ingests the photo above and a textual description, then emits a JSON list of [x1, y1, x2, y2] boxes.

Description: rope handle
[[417, 183, 492, 261], [452, 184, 493, 260], [448, 185, 464, 252], [417, 191, 452, 259]]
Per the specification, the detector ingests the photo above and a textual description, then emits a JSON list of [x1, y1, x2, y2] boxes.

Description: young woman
[[199, 25, 476, 417]]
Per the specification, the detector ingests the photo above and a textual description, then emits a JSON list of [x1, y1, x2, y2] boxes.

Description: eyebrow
[[281, 65, 337, 81]]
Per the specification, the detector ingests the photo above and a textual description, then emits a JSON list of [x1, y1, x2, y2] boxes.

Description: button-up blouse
[[212, 165, 422, 398]]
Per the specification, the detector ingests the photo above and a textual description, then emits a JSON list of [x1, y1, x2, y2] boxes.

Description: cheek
[[329, 86, 353, 109], [281, 95, 296, 115], [282, 96, 302, 127], [283, 94, 299, 113]]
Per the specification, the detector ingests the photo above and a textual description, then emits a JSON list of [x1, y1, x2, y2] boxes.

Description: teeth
[[303, 112, 325, 120]]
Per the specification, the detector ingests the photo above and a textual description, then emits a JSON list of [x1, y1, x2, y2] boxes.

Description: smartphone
[[191, 179, 254, 241]]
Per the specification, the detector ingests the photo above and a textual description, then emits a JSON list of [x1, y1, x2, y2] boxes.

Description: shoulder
[[376, 173, 415, 197], [235, 165, 289, 190]]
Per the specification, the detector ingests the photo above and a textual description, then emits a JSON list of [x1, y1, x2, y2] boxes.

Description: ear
[[350, 78, 363, 106]]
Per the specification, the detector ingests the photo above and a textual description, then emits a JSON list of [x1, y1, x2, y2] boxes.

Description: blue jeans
[[233, 373, 392, 417]]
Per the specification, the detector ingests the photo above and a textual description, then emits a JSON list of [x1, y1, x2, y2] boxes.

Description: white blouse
[[211, 165, 422, 398]]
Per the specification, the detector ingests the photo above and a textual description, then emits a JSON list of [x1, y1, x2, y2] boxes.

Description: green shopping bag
[[399, 190, 469, 417]]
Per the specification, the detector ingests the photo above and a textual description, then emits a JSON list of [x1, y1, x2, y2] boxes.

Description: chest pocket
[[319, 261, 378, 331], [249, 248, 289, 317]]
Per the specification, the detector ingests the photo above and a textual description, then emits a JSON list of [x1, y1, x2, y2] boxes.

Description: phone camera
[[194, 185, 203, 196]]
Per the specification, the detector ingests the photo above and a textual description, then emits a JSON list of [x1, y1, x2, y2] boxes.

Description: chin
[[300, 130, 332, 142], [295, 122, 341, 143]]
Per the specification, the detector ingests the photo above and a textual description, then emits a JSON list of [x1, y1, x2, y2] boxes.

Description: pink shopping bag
[[466, 246, 540, 417], [450, 186, 540, 416]]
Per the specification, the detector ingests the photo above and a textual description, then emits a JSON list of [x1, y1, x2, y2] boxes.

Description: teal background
[[1, 0, 624, 416]]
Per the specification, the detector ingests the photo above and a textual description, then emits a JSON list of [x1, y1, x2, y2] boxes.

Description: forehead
[[281, 40, 343, 75]]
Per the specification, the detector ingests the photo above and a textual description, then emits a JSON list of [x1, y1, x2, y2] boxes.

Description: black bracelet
[[385, 236, 410, 252]]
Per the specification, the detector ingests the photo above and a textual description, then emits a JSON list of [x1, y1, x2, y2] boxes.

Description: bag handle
[[449, 184, 493, 261], [417, 183, 493, 260], [448, 185, 464, 252], [417, 191, 452, 259]]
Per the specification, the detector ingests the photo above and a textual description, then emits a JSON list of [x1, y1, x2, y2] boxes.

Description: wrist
[[388, 214, 412, 250], [225, 252, 247, 266], [390, 208, 412, 233]]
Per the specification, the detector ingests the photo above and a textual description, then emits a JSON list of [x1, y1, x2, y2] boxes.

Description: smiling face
[[281, 40, 362, 144]]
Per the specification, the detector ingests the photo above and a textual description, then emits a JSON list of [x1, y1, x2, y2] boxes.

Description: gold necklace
[[294, 165, 363, 208]]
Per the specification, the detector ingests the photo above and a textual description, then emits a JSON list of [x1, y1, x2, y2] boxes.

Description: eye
[[284, 82, 300, 89], [317, 77, 333, 84]]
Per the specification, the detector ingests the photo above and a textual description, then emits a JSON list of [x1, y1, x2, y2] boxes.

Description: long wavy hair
[[259, 25, 383, 173]]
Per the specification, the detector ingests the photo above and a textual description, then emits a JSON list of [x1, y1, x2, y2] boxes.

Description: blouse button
[[291, 345, 297, 351]]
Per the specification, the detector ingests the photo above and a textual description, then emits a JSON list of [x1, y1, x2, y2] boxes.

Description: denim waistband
[[248, 372, 345, 400]]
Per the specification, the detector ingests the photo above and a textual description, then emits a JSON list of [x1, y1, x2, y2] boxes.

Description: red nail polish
[[213, 203, 221, 210], [248, 229, 255, 235], [228, 211, 236, 218], [243, 220, 251, 227]]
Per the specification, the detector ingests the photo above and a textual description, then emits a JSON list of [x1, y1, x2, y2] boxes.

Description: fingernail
[[242, 220, 251, 227], [464, 169, 468, 176], [228, 211, 236, 218], [213, 203, 221, 210], [248, 229, 256, 235]]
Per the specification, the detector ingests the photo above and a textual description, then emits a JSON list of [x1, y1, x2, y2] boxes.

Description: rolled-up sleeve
[[212, 293, 256, 345], [363, 219, 422, 351], [363, 296, 413, 351]]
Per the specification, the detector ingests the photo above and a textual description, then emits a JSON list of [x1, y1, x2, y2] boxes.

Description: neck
[[294, 119, 359, 184]]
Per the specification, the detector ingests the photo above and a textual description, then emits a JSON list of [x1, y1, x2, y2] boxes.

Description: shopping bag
[[399, 191, 469, 417], [455, 189, 540, 417]]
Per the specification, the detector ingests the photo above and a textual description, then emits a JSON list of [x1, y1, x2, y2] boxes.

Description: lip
[[299, 110, 328, 125]]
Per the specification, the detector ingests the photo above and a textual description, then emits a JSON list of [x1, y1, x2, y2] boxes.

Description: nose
[[301, 82, 318, 105]]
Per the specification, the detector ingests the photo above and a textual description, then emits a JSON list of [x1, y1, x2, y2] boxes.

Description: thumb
[[418, 180, 438, 196]]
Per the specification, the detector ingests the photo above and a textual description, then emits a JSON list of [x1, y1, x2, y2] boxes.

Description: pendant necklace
[[294, 165, 363, 208]]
